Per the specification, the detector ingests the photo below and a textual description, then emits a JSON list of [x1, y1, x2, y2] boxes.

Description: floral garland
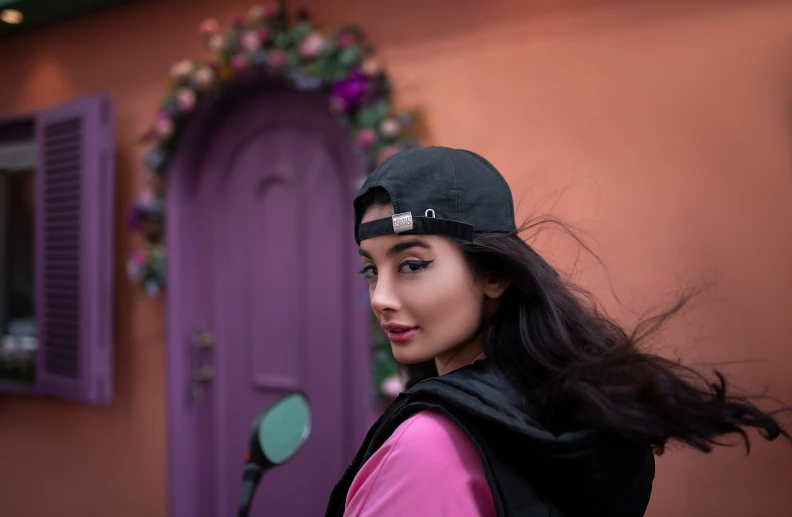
[[127, 2, 424, 297]]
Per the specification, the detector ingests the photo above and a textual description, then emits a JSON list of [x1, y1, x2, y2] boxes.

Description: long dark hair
[[359, 187, 789, 455]]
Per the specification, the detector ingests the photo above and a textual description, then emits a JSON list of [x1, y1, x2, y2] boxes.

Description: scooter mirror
[[257, 392, 312, 465], [238, 392, 313, 517]]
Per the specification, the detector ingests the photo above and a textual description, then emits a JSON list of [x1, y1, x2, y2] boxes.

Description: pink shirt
[[345, 410, 497, 516]]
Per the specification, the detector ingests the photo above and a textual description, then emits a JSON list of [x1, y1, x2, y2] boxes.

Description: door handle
[[190, 321, 215, 402], [193, 364, 215, 383]]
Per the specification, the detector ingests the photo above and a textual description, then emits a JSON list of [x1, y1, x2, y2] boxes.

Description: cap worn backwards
[[354, 146, 517, 244]]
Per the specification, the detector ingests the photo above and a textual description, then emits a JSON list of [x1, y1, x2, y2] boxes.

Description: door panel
[[167, 84, 371, 517], [210, 127, 350, 516]]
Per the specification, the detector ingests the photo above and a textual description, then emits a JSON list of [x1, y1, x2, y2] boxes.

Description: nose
[[370, 274, 400, 315]]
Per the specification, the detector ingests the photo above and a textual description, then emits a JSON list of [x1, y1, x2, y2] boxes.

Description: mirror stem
[[237, 465, 264, 517]]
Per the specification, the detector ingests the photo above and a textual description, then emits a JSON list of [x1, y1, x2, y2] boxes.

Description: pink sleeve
[[345, 410, 496, 517]]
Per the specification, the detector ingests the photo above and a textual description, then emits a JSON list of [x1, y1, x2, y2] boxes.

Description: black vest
[[326, 361, 655, 516]]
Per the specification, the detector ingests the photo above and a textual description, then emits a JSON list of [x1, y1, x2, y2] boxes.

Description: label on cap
[[392, 212, 413, 233]]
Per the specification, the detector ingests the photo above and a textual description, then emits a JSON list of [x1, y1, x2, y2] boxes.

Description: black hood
[[407, 360, 656, 517], [327, 359, 655, 517]]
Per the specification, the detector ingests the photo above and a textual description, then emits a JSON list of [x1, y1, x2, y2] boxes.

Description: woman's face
[[359, 203, 504, 373]]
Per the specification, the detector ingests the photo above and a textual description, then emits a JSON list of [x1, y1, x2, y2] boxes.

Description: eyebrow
[[358, 239, 431, 259]]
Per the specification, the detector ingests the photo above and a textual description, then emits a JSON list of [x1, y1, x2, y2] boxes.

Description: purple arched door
[[166, 82, 371, 517]]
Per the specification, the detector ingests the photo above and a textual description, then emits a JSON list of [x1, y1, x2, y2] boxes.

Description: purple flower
[[396, 113, 415, 127], [330, 68, 371, 108], [289, 69, 323, 91], [145, 280, 161, 297], [231, 54, 248, 73], [145, 148, 165, 171], [127, 206, 144, 230], [251, 51, 269, 68]]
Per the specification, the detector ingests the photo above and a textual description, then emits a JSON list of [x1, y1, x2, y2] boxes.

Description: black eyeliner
[[400, 259, 434, 271]]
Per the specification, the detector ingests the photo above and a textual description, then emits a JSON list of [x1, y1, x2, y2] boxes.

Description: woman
[[325, 146, 788, 517]]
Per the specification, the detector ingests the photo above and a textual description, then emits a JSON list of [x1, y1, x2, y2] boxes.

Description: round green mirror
[[257, 392, 312, 464]]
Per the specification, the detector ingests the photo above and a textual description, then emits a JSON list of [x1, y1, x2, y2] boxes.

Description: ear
[[481, 275, 510, 300]]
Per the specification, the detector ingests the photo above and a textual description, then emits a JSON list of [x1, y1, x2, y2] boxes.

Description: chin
[[390, 345, 434, 365]]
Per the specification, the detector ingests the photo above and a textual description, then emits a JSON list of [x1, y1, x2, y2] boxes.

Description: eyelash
[[358, 260, 433, 279]]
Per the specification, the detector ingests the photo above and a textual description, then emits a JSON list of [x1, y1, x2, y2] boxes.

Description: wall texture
[[0, 0, 790, 515]]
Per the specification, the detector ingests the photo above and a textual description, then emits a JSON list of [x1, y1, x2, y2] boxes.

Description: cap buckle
[[392, 212, 414, 233]]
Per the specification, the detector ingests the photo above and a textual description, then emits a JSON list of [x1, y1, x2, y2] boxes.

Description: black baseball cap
[[354, 146, 517, 244]]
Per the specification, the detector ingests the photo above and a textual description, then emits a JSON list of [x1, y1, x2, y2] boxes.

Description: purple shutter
[[35, 94, 115, 405]]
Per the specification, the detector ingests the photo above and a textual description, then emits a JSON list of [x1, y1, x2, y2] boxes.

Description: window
[[0, 95, 115, 405], [0, 120, 36, 386]]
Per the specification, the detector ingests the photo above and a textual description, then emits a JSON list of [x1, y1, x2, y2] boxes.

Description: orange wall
[[1, 0, 791, 516]]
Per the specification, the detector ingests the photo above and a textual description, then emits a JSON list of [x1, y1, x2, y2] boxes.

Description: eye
[[359, 264, 377, 279], [398, 260, 433, 274]]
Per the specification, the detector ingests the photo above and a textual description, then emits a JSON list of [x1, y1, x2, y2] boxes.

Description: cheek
[[408, 267, 482, 339]]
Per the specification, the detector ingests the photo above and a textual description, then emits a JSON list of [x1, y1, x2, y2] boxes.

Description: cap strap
[[356, 214, 474, 244]]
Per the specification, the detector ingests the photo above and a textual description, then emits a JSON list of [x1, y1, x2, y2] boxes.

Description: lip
[[381, 322, 419, 343], [381, 322, 415, 331]]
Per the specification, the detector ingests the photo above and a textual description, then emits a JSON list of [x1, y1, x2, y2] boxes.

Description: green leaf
[[338, 46, 360, 67], [274, 32, 291, 49], [292, 22, 312, 40], [322, 39, 339, 56], [286, 51, 301, 69], [373, 101, 390, 120], [356, 108, 377, 128]]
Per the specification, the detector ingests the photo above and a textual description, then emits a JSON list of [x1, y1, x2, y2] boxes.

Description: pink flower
[[208, 34, 225, 52], [136, 189, 154, 206], [169, 59, 193, 80], [263, 2, 279, 18], [361, 58, 381, 77], [329, 96, 347, 113], [127, 249, 148, 279], [299, 33, 326, 59], [231, 55, 248, 73], [337, 32, 356, 49], [155, 113, 173, 137], [138, 127, 157, 144], [199, 18, 219, 39], [241, 31, 261, 51], [358, 128, 377, 148], [192, 66, 215, 90], [247, 5, 267, 23], [126, 259, 141, 280], [268, 50, 287, 69], [132, 249, 147, 266], [257, 27, 271, 42], [379, 118, 401, 138], [380, 375, 405, 398], [175, 88, 196, 113]]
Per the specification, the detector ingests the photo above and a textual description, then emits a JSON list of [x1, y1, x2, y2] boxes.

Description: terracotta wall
[[0, 0, 790, 515]]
